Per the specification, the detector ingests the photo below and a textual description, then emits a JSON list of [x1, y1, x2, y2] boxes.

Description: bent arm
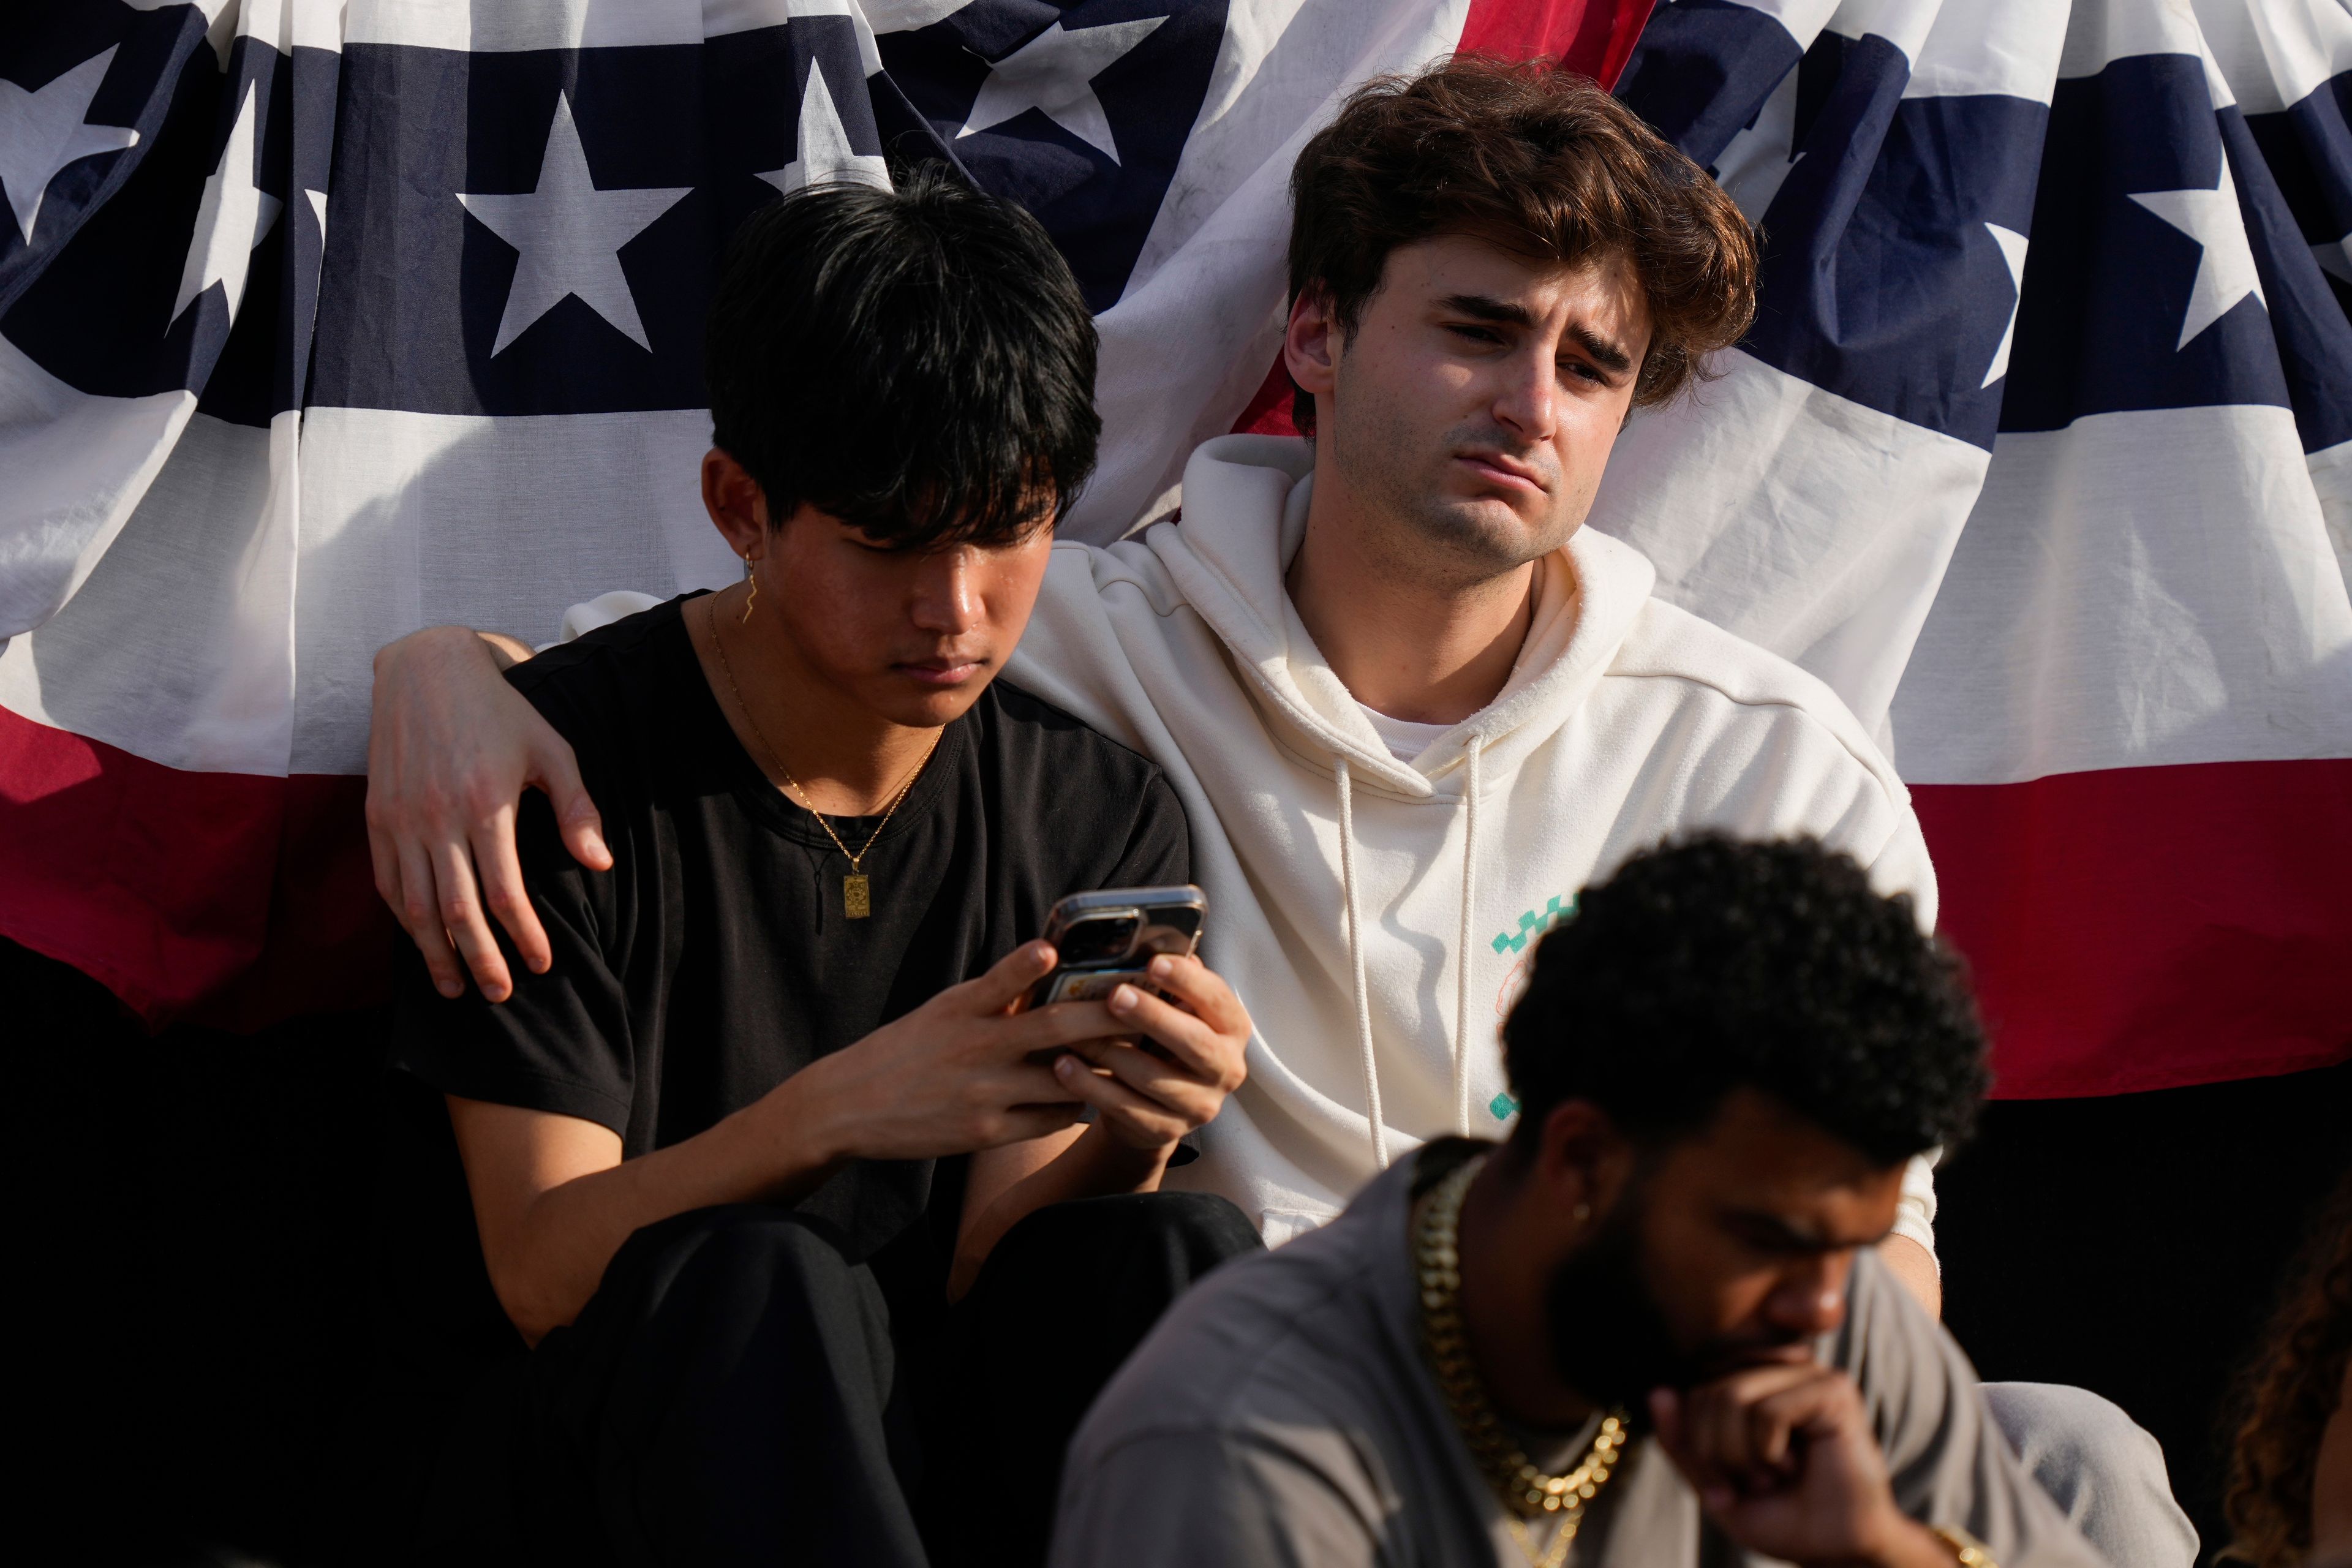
[[447, 944, 1175, 1341], [450, 1077, 849, 1344]]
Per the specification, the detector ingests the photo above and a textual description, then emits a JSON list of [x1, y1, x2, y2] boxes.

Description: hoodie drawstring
[[1340, 738, 1485, 1167], [1454, 736, 1483, 1136], [1333, 755, 1389, 1170]]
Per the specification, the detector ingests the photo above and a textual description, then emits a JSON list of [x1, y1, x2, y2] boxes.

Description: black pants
[[419, 1192, 1261, 1568]]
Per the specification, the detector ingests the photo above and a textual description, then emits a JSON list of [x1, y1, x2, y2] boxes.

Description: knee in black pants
[[428, 1204, 927, 1568], [941, 1191, 1262, 1568]]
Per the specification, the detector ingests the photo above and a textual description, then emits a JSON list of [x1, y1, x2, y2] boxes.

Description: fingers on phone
[[1077, 1041, 1226, 1125], [1051, 1054, 1191, 1144], [1011, 999, 1123, 1056], [1135, 955, 1251, 1038], [965, 941, 1058, 1014], [1106, 984, 1243, 1087]]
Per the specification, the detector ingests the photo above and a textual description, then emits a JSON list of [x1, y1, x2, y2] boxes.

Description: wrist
[[746, 1055, 858, 1180], [1075, 1119, 1175, 1191]]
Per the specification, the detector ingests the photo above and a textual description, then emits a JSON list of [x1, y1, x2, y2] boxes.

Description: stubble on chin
[[1332, 409, 1576, 587]]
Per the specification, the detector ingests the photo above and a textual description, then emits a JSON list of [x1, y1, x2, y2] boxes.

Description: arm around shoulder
[[367, 623, 612, 1001]]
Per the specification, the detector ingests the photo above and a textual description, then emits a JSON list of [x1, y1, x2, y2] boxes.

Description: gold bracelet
[[1928, 1525, 1997, 1568]]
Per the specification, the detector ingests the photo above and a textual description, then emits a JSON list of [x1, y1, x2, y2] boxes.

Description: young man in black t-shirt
[[375, 176, 1259, 1566]]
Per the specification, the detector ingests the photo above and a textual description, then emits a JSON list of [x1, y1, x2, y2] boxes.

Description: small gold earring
[[741, 556, 758, 624], [1573, 1202, 1591, 1223]]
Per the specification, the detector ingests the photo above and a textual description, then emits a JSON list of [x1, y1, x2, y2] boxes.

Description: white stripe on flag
[[0, 334, 195, 643], [1891, 403, 2352, 785], [1, 406, 738, 776], [345, 0, 882, 55], [2187, 0, 2352, 116], [0, 409, 294, 775], [1588, 349, 1990, 750]]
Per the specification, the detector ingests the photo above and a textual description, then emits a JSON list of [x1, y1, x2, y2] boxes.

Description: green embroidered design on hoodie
[[1490, 894, 1575, 956]]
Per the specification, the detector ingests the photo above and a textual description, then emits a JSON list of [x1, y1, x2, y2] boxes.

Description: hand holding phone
[[1025, 885, 1208, 1011]]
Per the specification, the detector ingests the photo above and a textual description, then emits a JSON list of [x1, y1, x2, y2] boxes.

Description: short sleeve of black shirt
[[389, 595, 1189, 1268]]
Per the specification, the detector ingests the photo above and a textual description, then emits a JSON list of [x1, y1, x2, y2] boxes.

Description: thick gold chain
[[706, 595, 940, 873], [1415, 1153, 1627, 1567]]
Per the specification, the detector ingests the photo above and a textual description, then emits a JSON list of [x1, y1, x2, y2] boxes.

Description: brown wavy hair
[[1284, 55, 1757, 434], [2223, 1169, 2352, 1568]]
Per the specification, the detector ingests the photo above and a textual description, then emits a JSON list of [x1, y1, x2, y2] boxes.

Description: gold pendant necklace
[[707, 597, 941, 919], [1415, 1153, 1627, 1567]]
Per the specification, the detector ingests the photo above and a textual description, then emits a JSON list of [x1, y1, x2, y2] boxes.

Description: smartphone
[[1025, 885, 1208, 1009]]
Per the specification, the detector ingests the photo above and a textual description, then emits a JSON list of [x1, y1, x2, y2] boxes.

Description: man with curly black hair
[[1054, 837, 2143, 1568]]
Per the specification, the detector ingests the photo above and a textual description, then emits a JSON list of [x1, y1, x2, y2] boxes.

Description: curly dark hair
[[2223, 1170, 2352, 1568], [1501, 835, 1988, 1164], [1284, 55, 1757, 434], [706, 169, 1099, 549]]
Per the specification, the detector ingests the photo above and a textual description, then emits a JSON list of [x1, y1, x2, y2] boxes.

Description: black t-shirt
[[388, 594, 1189, 1287]]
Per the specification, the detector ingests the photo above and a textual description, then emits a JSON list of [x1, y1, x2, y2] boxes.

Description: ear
[[1283, 287, 1341, 402], [701, 448, 772, 560], [1529, 1099, 1639, 1227]]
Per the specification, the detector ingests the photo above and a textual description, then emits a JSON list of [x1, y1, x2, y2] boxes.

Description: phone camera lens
[[1058, 912, 1140, 967]]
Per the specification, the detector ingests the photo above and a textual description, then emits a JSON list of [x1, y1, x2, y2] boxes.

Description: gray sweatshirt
[[1052, 1148, 2104, 1568]]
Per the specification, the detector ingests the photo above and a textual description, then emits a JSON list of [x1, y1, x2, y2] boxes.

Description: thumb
[[962, 941, 1057, 1015], [530, 734, 610, 871]]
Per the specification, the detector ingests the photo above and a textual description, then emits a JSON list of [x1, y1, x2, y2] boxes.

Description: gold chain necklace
[[1415, 1153, 1627, 1568], [706, 598, 941, 919]]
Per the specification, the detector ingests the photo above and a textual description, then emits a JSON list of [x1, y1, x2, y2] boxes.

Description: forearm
[[486, 1074, 848, 1341], [951, 1122, 1170, 1298]]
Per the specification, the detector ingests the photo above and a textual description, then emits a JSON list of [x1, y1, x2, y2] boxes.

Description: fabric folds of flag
[[0, 0, 1648, 1025], [1593, 0, 2352, 1096]]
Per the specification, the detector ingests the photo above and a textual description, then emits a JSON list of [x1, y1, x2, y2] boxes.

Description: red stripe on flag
[[1461, 0, 1659, 81], [1914, 759, 2352, 1100], [0, 704, 394, 1030]]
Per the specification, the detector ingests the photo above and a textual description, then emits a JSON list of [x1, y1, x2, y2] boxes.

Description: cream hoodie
[[560, 434, 1941, 1252], [1000, 435, 1941, 1251]]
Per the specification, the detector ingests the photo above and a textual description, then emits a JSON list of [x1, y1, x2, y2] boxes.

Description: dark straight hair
[[705, 169, 1101, 549]]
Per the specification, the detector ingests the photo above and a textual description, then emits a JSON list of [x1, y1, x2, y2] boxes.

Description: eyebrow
[[1437, 293, 1635, 376], [1724, 1208, 1893, 1254]]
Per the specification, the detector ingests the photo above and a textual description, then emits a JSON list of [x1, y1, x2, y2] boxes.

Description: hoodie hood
[[1158, 435, 1662, 799], [1144, 437, 1669, 1169]]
